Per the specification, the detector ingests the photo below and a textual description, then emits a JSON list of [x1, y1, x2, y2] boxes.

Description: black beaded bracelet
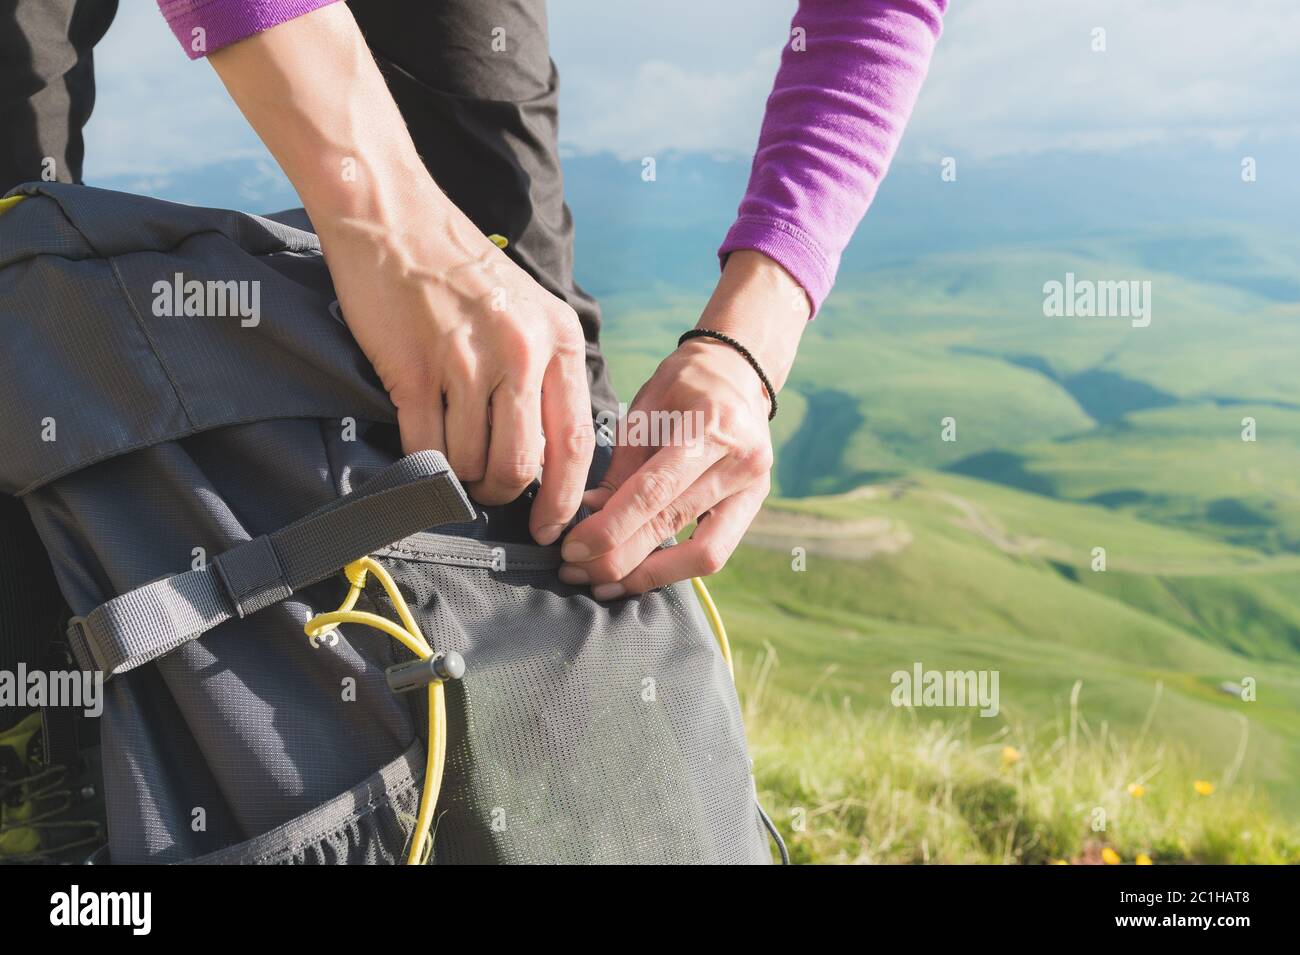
[[677, 328, 777, 420]]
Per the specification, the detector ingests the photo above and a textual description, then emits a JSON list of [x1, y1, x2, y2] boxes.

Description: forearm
[[207, 4, 485, 260], [720, 0, 947, 315]]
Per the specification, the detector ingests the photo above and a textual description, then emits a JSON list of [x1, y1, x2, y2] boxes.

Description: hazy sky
[[84, 1, 1300, 178]]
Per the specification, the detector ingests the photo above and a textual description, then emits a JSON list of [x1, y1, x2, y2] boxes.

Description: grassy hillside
[[742, 657, 1299, 864], [710, 472, 1300, 808], [599, 225, 1300, 845], [955, 404, 1300, 555]]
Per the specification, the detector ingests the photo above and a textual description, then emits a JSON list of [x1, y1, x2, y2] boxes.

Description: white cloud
[[554, 0, 1300, 162], [557, 50, 779, 160], [550, 0, 794, 158], [85, 4, 266, 178], [80, 0, 1300, 180], [904, 0, 1300, 160]]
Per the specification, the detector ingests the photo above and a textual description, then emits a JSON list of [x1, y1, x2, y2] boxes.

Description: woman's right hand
[[317, 186, 594, 545], [208, 4, 593, 545]]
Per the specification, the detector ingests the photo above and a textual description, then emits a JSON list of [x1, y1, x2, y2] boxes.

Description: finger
[[581, 422, 651, 512], [600, 484, 765, 598], [470, 382, 543, 506], [444, 379, 490, 485], [560, 461, 732, 585], [396, 385, 446, 455], [530, 351, 594, 545], [561, 442, 722, 564]]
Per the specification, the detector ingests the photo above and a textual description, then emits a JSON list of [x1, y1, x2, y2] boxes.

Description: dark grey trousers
[[0, 0, 617, 727]]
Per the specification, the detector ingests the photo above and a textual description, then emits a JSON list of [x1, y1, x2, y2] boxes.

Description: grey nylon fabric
[[374, 533, 762, 864], [0, 183, 770, 864]]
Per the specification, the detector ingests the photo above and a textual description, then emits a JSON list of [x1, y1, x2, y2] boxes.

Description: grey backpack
[[0, 182, 778, 864]]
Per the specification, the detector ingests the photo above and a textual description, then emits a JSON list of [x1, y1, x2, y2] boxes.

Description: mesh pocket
[[372, 533, 771, 864], [185, 740, 424, 865]]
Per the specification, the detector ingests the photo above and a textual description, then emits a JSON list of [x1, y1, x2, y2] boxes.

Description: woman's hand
[[318, 192, 593, 543], [559, 250, 809, 597], [210, 4, 592, 545]]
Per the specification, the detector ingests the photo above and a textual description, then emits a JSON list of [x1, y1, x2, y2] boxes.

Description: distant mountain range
[[93, 139, 1300, 301]]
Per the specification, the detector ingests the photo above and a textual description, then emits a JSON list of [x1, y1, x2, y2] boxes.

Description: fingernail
[[592, 582, 625, 601], [562, 540, 590, 562], [534, 522, 565, 546], [558, 565, 589, 585]]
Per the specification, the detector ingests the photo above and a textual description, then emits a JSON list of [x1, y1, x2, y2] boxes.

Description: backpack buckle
[[64, 616, 100, 673]]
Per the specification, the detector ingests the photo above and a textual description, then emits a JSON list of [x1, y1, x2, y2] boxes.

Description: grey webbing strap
[[65, 451, 475, 679]]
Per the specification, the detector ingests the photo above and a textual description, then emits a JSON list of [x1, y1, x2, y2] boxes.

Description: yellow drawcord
[[691, 576, 733, 680], [305, 554, 731, 866], [0, 195, 26, 217], [305, 556, 446, 866]]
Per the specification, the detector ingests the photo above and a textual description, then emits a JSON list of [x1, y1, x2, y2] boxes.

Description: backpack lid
[[0, 183, 395, 496]]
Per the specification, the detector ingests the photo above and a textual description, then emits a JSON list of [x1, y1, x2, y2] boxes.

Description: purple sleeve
[[157, 0, 341, 59], [719, 0, 947, 315]]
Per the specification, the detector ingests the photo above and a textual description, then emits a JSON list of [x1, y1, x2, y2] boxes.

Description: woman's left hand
[[559, 250, 810, 598]]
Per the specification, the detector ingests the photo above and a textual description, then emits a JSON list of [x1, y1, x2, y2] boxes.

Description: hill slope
[[710, 472, 1300, 809]]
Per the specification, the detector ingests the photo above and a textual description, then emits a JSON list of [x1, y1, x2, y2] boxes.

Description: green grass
[[976, 404, 1300, 554], [741, 652, 1300, 865], [709, 471, 1300, 810], [774, 340, 1094, 489]]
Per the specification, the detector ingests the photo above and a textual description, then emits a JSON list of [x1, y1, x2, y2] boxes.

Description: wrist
[[696, 250, 808, 392], [676, 332, 777, 421], [309, 164, 497, 282], [298, 148, 434, 223]]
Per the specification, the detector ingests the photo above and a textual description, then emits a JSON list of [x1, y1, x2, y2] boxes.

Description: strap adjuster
[[64, 616, 102, 673], [213, 536, 292, 618], [67, 451, 474, 682]]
